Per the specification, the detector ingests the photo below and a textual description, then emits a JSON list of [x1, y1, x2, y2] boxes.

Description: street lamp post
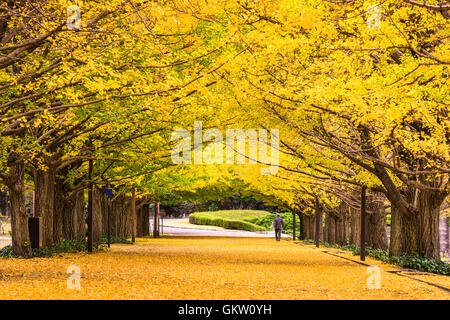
[[360, 186, 367, 261], [105, 185, 113, 248]]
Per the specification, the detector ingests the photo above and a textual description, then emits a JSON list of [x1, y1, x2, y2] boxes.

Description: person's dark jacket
[[273, 216, 284, 230]]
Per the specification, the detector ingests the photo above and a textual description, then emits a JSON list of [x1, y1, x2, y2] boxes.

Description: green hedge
[[189, 210, 302, 233], [189, 212, 266, 232], [254, 212, 300, 231]]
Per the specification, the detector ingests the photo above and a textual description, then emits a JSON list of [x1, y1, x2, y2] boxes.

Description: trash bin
[[28, 217, 42, 249]]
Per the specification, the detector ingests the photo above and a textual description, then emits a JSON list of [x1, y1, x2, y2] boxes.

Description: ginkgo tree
[[1, 0, 448, 262], [203, 0, 449, 259], [0, 0, 241, 255]]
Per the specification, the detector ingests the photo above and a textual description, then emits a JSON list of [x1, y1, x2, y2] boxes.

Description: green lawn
[[189, 210, 270, 232], [188, 210, 301, 234]]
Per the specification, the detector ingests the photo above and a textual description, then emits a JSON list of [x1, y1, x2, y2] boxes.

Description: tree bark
[[62, 189, 85, 241], [389, 204, 420, 257], [307, 214, 314, 240], [335, 210, 345, 245], [323, 213, 329, 243], [111, 195, 131, 238], [335, 202, 348, 245], [92, 187, 104, 243], [416, 190, 441, 259], [53, 177, 65, 244], [136, 206, 143, 237], [328, 213, 336, 244], [389, 186, 444, 260], [350, 206, 360, 245], [299, 213, 306, 240], [34, 168, 55, 248], [7, 160, 31, 257], [366, 193, 388, 250], [142, 203, 150, 236]]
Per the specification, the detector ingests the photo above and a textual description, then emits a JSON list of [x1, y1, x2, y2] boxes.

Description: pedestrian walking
[[273, 213, 284, 241]]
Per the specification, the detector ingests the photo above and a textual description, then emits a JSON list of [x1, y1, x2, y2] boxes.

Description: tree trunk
[[336, 202, 348, 245], [302, 215, 308, 239], [62, 189, 85, 241], [416, 190, 442, 260], [8, 160, 31, 257], [153, 203, 159, 237], [111, 195, 131, 239], [136, 206, 143, 237], [372, 161, 445, 259], [313, 207, 323, 243], [307, 214, 314, 240], [53, 178, 65, 245], [92, 187, 104, 243], [335, 213, 345, 246], [142, 204, 150, 236], [323, 213, 329, 243], [350, 207, 360, 245], [389, 204, 420, 257], [328, 213, 336, 244], [0, 189, 8, 216], [299, 213, 306, 240], [366, 193, 388, 250], [34, 168, 55, 248], [343, 205, 350, 245], [308, 214, 314, 240]]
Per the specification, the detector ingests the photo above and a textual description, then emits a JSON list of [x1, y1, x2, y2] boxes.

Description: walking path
[[161, 218, 290, 238], [1, 236, 448, 299]]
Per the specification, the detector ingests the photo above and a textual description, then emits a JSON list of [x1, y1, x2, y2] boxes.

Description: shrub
[[0, 245, 15, 258], [189, 211, 266, 232], [100, 235, 132, 244], [307, 240, 449, 275], [254, 212, 300, 232], [389, 252, 450, 275]]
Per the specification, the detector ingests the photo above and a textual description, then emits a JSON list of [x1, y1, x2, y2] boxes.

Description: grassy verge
[[253, 212, 300, 232], [302, 239, 450, 275], [0, 236, 132, 258], [189, 210, 268, 232]]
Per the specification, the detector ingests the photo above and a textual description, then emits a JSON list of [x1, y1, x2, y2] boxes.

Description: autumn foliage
[[0, 0, 448, 263]]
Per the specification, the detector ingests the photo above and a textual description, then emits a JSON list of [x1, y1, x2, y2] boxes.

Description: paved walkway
[[1, 236, 448, 299], [161, 218, 290, 239]]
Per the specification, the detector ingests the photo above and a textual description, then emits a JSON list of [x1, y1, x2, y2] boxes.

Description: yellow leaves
[[1, 237, 449, 299], [33, 119, 42, 128]]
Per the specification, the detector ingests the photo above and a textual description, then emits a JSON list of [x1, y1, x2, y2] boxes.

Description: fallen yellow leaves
[[0, 237, 449, 300]]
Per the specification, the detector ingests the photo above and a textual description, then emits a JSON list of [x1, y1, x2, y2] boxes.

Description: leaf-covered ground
[[0, 237, 449, 299]]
